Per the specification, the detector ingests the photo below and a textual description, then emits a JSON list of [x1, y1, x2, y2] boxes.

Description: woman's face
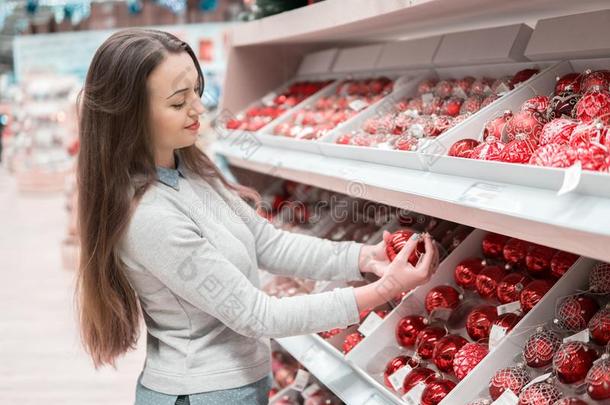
[[147, 51, 205, 157]]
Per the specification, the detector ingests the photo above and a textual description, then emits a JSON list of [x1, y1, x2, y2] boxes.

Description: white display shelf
[[213, 139, 610, 263]]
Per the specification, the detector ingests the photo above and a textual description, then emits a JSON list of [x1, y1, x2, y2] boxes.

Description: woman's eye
[[172, 102, 186, 109]]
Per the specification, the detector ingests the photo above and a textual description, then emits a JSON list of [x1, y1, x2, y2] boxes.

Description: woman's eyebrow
[[166, 88, 188, 99]]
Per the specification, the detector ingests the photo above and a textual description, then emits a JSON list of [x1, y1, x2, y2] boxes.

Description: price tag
[[291, 369, 310, 392], [388, 364, 413, 391], [402, 382, 426, 404], [496, 301, 522, 315], [302, 383, 320, 398], [421, 93, 434, 104], [563, 329, 590, 343], [557, 161, 582, 196], [358, 312, 384, 337], [491, 389, 519, 405], [349, 99, 369, 111], [489, 324, 508, 351], [522, 372, 552, 390], [459, 182, 504, 207]]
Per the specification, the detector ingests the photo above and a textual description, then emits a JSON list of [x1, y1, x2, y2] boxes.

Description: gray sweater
[[119, 156, 363, 395]]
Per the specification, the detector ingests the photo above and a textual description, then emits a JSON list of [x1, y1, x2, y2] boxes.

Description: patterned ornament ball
[[520, 279, 553, 313], [402, 366, 438, 393], [585, 355, 610, 400], [588, 307, 610, 346], [555, 295, 599, 331], [453, 342, 489, 381], [518, 382, 563, 405], [386, 230, 426, 265], [497, 272, 532, 304], [383, 355, 419, 389], [416, 326, 448, 360], [483, 111, 513, 140], [574, 89, 610, 124], [550, 251, 579, 279], [421, 379, 457, 405], [481, 232, 510, 259], [580, 69, 610, 93], [504, 110, 546, 143], [521, 95, 550, 115], [466, 305, 498, 341], [435, 79, 455, 99], [471, 136, 505, 161], [476, 265, 507, 299], [448, 138, 480, 158], [589, 262, 610, 293], [523, 328, 562, 368], [432, 334, 468, 373], [553, 341, 599, 384], [529, 143, 577, 168], [500, 134, 537, 163], [503, 238, 531, 268], [454, 257, 485, 290], [548, 90, 581, 121], [396, 315, 428, 348], [424, 285, 461, 314], [555, 72, 582, 94], [488, 366, 531, 400], [539, 118, 578, 146]]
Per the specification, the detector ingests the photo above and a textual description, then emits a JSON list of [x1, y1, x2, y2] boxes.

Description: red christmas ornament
[[432, 334, 468, 373], [523, 328, 562, 368], [555, 72, 582, 94], [318, 328, 341, 339], [575, 141, 610, 172], [386, 230, 426, 265], [453, 76, 475, 97], [497, 272, 532, 304], [492, 76, 514, 94], [417, 79, 438, 96], [590, 262, 610, 293], [461, 95, 484, 115], [553, 341, 599, 384], [454, 257, 485, 290], [489, 366, 531, 400], [521, 95, 550, 115], [453, 342, 489, 380], [342, 332, 364, 354], [520, 279, 553, 313], [402, 367, 438, 393], [529, 143, 577, 168], [500, 134, 537, 163], [575, 89, 610, 124], [421, 379, 456, 405], [396, 315, 428, 347], [448, 138, 479, 158], [425, 115, 454, 137], [471, 136, 505, 161], [556, 295, 599, 331], [394, 135, 419, 151], [580, 69, 610, 93], [539, 118, 578, 146], [416, 326, 448, 360], [504, 110, 546, 143], [511, 69, 539, 87], [585, 355, 610, 400], [518, 382, 563, 405], [568, 120, 609, 148], [588, 307, 610, 346], [476, 265, 507, 299], [383, 355, 418, 389], [434, 79, 455, 99], [482, 232, 510, 259], [503, 238, 531, 268], [441, 97, 464, 117], [525, 244, 557, 275], [425, 285, 461, 314], [471, 78, 494, 96], [466, 305, 499, 341], [483, 111, 513, 140], [550, 251, 579, 279], [494, 313, 522, 332]]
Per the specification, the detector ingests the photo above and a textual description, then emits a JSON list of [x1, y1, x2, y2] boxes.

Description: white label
[[459, 182, 504, 207], [497, 301, 522, 315], [522, 372, 552, 390], [291, 369, 310, 392], [563, 329, 590, 343], [495, 82, 512, 95], [349, 99, 369, 112], [358, 312, 384, 337], [421, 93, 434, 104], [491, 389, 519, 405], [388, 364, 413, 391], [489, 324, 508, 351], [431, 308, 453, 321], [302, 383, 320, 398], [557, 161, 582, 196], [402, 382, 426, 405]]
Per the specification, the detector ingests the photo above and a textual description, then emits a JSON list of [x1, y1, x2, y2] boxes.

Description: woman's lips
[[185, 121, 200, 131]]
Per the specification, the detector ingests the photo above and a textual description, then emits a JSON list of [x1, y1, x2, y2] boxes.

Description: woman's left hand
[[358, 230, 393, 278]]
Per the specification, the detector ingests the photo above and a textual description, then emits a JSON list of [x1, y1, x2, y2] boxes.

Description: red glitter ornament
[[432, 334, 468, 373], [553, 341, 599, 384], [342, 332, 364, 354], [417, 79, 438, 96], [590, 262, 610, 293], [416, 326, 448, 360], [421, 379, 456, 405], [585, 355, 610, 400], [504, 110, 546, 143], [500, 134, 537, 163], [520, 279, 553, 313], [403, 367, 438, 393], [471, 136, 505, 161], [525, 244, 557, 276], [539, 118, 578, 146], [448, 138, 479, 158], [575, 89, 610, 124], [556, 295, 599, 331], [466, 305, 498, 341], [503, 238, 531, 267], [383, 355, 419, 389], [454, 257, 485, 290], [588, 307, 610, 346], [461, 95, 484, 115], [476, 265, 507, 299], [497, 272, 532, 304], [518, 382, 563, 405], [483, 111, 513, 140], [386, 230, 425, 265], [482, 233, 510, 259], [396, 315, 428, 347], [550, 251, 579, 279], [441, 97, 464, 117], [434, 79, 455, 99], [511, 69, 539, 87], [494, 313, 522, 332], [523, 328, 562, 368], [425, 285, 461, 314], [453, 342, 489, 380], [580, 69, 610, 93], [555, 72, 582, 94], [521, 95, 550, 115], [489, 366, 531, 400]]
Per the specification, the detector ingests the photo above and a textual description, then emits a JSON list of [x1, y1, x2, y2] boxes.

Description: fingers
[[416, 234, 435, 273], [393, 233, 420, 263], [382, 230, 391, 244]]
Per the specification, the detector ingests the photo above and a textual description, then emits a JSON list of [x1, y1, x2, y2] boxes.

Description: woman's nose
[[189, 97, 205, 116]]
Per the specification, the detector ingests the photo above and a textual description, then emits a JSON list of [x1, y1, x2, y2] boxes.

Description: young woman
[[76, 28, 438, 405]]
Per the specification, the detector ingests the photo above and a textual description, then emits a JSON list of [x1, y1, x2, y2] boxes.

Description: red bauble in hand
[[520, 279, 553, 313], [342, 332, 364, 354], [555, 72, 582, 94], [588, 307, 610, 346], [504, 110, 546, 143], [386, 230, 425, 265], [383, 355, 418, 389], [503, 238, 530, 268], [476, 265, 507, 299], [466, 305, 498, 341], [494, 312, 522, 332], [453, 342, 488, 381], [396, 315, 428, 347], [525, 244, 557, 275], [585, 355, 610, 400], [432, 334, 468, 373], [403, 367, 438, 393], [580, 69, 610, 93], [421, 379, 456, 405], [454, 257, 485, 290], [575, 89, 610, 124], [448, 138, 479, 158], [497, 272, 532, 304], [416, 326, 448, 360], [489, 366, 531, 400], [500, 134, 537, 163], [511, 68, 539, 87], [523, 328, 562, 368], [482, 232, 510, 259], [483, 111, 513, 140], [471, 136, 505, 161], [590, 262, 610, 293], [521, 95, 550, 115], [550, 251, 579, 278], [539, 118, 578, 146], [553, 341, 599, 384], [425, 285, 461, 314], [556, 295, 599, 331], [518, 382, 563, 405]]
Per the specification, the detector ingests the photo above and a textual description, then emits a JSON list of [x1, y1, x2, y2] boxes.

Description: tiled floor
[[0, 167, 145, 404]]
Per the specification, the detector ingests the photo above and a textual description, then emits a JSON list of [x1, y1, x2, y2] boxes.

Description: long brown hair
[[76, 28, 259, 368]]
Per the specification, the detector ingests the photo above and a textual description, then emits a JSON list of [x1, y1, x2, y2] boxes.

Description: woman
[[76, 29, 438, 405]]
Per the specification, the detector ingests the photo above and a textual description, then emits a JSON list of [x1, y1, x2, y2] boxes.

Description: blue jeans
[[135, 374, 272, 405]]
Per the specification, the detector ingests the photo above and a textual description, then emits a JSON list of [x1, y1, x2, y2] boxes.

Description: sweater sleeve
[[210, 180, 364, 282], [121, 207, 361, 338]]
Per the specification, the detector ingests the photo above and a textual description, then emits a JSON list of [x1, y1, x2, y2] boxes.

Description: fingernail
[[410, 232, 421, 240]]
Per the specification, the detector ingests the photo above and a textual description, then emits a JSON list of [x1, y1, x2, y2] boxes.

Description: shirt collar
[[156, 152, 185, 191]]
